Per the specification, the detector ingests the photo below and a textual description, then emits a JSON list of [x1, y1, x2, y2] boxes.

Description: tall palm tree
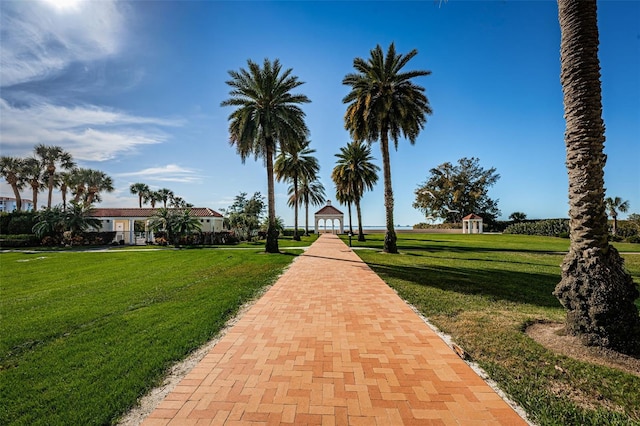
[[130, 183, 150, 208], [343, 43, 432, 253], [553, 0, 640, 355], [22, 158, 45, 212], [332, 141, 380, 241], [334, 185, 354, 235], [156, 188, 174, 208], [145, 190, 162, 208], [293, 177, 325, 236], [0, 156, 26, 211], [58, 170, 77, 211], [84, 170, 114, 205], [275, 139, 319, 241], [604, 196, 629, 236], [221, 58, 310, 253], [34, 144, 75, 209], [71, 168, 114, 206]]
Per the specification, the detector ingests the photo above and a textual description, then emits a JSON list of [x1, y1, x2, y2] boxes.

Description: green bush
[[5, 211, 37, 235], [0, 234, 40, 248], [0, 213, 11, 234], [503, 219, 570, 237], [614, 221, 639, 238], [626, 235, 640, 244], [282, 228, 307, 237]]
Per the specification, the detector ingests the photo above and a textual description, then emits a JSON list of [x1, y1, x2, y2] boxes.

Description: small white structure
[[0, 196, 33, 212], [462, 214, 483, 234], [91, 207, 224, 244], [314, 200, 344, 234]]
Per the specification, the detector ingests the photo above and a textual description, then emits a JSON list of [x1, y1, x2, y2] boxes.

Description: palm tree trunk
[[31, 183, 39, 212], [379, 132, 397, 253], [347, 202, 352, 234], [611, 212, 618, 236], [304, 198, 310, 236], [553, 0, 640, 355], [265, 141, 279, 253], [8, 179, 22, 211], [355, 198, 365, 242], [293, 178, 300, 241], [47, 166, 55, 208]]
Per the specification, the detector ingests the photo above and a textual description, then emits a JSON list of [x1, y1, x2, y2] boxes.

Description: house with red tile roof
[[91, 207, 224, 244]]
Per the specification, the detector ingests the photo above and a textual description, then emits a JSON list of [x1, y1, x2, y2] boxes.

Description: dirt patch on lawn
[[526, 322, 640, 377]]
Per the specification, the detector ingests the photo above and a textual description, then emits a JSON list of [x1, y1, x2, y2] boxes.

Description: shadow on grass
[[366, 261, 562, 309]]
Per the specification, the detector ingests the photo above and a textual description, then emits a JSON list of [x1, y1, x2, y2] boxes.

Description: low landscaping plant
[[1, 249, 300, 425], [345, 233, 640, 425]]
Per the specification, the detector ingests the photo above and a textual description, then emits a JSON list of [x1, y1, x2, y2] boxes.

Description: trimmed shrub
[[6, 211, 37, 235], [0, 234, 40, 248], [503, 219, 570, 237], [82, 231, 117, 245]]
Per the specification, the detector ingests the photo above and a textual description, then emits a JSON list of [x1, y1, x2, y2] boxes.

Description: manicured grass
[[344, 233, 640, 425], [1, 249, 300, 425]]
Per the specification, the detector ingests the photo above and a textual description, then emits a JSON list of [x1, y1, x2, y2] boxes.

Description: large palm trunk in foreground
[[553, 0, 640, 354]]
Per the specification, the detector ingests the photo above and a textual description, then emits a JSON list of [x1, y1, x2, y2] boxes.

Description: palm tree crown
[[0, 156, 26, 211], [130, 183, 150, 208], [34, 144, 75, 209], [604, 196, 630, 236], [222, 58, 310, 253], [343, 43, 432, 252], [292, 177, 325, 236]]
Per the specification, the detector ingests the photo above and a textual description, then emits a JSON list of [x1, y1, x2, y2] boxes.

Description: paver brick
[[142, 234, 527, 425]]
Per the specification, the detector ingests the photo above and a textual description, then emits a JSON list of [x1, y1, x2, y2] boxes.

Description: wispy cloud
[[0, 99, 181, 161], [0, 0, 126, 87], [118, 164, 203, 184]]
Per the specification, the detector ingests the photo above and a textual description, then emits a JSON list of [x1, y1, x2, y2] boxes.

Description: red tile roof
[[462, 214, 483, 220], [315, 204, 343, 215], [91, 207, 223, 218]]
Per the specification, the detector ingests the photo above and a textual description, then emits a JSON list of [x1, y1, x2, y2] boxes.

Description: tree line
[[0, 144, 113, 211]]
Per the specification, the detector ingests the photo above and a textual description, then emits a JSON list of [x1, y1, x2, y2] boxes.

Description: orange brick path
[[143, 234, 527, 425]]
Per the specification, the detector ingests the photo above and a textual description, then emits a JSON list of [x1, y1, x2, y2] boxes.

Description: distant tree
[[604, 196, 629, 236], [170, 209, 201, 245], [331, 141, 379, 241], [413, 157, 500, 223], [83, 169, 114, 206], [553, 0, 640, 354], [509, 212, 527, 222], [145, 190, 162, 208], [64, 201, 101, 236], [222, 58, 310, 253], [58, 170, 77, 211], [148, 207, 173, 243], [225, 192, 266, 241], [32, 205, 65, 239], [130, 183, 150, 208], [156, 188, 174, 208], [628, 213, 640, 230], [0, 156, 26, 211], [343, 43, 432, 253], [22, 158, 45, 212], [34, 144, 75, 209], [275, 139, 319, 241], [293, 177, 325, 236], [335, 186, 354, 235]]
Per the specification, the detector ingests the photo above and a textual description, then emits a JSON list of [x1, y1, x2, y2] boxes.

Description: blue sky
[[1, 0, 638, 227]]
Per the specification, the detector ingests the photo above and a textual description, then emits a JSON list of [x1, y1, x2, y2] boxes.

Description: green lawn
[[344, 233, 640, 425], [1, 248, 300, 425]]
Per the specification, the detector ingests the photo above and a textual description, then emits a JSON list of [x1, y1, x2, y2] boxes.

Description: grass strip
[[346, 233, 640, 425], [1, 249, 298, 425]]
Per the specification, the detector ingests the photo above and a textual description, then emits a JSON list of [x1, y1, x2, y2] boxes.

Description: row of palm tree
[[129, 183, 192, 209], [0, 145, 114, 211]]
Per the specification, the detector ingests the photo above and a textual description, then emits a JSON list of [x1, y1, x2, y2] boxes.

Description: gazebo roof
[[462, 214, 483, 220], [91, 207, 223, 218], [315, 201, 343, 216]]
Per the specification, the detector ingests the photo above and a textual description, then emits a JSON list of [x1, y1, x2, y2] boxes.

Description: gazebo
[[462, 214, 483, 234], [314, 200, 344, 234]]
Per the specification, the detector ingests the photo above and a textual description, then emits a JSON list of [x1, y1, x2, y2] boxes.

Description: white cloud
[[0, 0, 125, 87], [117, 164, 203, 184], [0, 98, 181, 161]]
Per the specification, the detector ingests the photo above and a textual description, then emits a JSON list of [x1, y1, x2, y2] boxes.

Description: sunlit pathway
[[143, 233, 528, 425]]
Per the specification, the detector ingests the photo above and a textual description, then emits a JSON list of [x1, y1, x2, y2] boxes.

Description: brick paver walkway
[[143, 234, 528, 425]]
